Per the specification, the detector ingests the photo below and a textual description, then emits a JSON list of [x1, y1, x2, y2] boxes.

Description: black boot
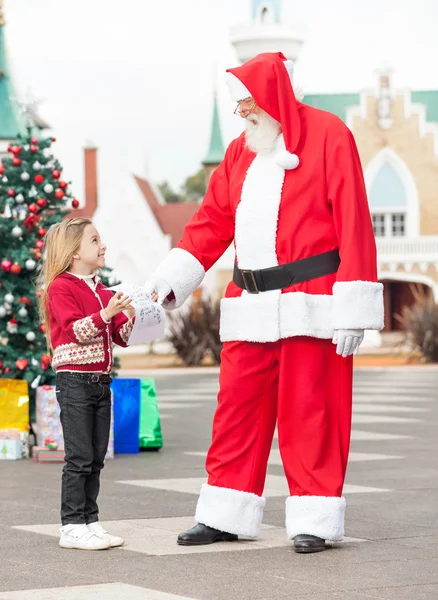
[[294, 534, 326, 553], [177, 523, 238, 546]]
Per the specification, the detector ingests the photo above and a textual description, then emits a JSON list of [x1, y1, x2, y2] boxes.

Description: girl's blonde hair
[[37, 217, 92, 349]]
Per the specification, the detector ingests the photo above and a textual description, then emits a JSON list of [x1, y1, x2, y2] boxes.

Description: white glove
[[332, 329, 364, 357], [143, 277, 172, 305]]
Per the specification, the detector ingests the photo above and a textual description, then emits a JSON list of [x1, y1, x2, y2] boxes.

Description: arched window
[[369, 163, 407, 237], [365, 148, 419, 238]]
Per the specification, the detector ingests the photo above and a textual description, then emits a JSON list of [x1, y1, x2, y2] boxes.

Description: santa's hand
[[143, 277, 172, 305], [332, 329, 364, 357]]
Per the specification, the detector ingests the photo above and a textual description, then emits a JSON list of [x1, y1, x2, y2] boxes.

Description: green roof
[[303, 93, 360, 123], [203, 94, 225, 165], [411, 91, 438, 123], [0, 24, 25, 140], [303, 90, 438, 125]]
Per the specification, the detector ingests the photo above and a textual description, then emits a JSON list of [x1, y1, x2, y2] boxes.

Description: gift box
[[36, 385, 64, 450], [0, 429, 29, 459], [111, 379, 140, 454], [32, 446, 65, 463], [139, 379, 163, 450], [35, 385, 114, 460], [0, 439, 22, 460], [0, 379, 29, 433]]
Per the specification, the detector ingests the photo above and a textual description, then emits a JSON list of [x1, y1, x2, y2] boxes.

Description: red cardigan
[[47, 272, 134, 373]]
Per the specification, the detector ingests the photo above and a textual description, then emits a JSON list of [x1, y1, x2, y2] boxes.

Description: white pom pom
[[276, 151, 300, 170]]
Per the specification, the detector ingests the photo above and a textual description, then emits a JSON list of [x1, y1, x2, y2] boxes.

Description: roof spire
[[202, 91, 225, 167]]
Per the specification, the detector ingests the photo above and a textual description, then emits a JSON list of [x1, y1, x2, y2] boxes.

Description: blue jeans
[[56, 372, 111, 525]]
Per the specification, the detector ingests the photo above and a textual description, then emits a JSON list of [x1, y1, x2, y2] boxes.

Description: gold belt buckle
[[241, 269, 259, 294]]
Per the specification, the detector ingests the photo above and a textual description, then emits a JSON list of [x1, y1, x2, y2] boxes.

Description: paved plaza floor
[[1, 367, 438, 599]]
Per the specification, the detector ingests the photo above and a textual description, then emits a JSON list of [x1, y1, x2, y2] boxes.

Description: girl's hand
[[151, 292, 158, 303], [106, 291, 132, 318]]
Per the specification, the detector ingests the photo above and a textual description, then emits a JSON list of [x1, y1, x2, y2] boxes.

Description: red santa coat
[[153, 54, 384, 342]]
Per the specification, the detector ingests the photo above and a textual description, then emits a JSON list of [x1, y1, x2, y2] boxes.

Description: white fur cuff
[[332, 281, 384, 330], [153, 248, 205, 310], [285, 495, 346, 541], [195, 483, 266, 538]]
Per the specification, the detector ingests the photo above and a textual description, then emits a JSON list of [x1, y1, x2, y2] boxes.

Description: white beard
[[245, 111, 281, 155]]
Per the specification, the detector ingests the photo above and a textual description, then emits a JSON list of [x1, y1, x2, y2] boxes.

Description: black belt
[[233, 249, 340, 294], [57, 372, 112, 384]]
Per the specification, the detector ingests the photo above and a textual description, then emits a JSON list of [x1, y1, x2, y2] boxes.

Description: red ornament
[[37, 227, 47, 237], [1, 259, 12, 272], [31, 137, 39, 144], [10, 263, 21, 275], [7, 145, 12, 152], [7, 188, 15, 197], [35, 240, 45, 250], [12, 157, 21, 166], [11, 145, 21, 155], [0, 164, 4, 174], [59, 180, 68, 190], [52, 169, 61, 179], [36, 198, 47, 208], [28, 203, 38, 214], [35, 250, 42, 260], [0, 361, 2, 369], [39, 323, 46, 334], [19, 297, 31, 305], [4, 367, 10, 373], [9, 318, 17, 324], [30, 145, 38, 153], [72, 199, 80, 208], [55, 189, 64, 200], [15, 359, 28, 371], [40, 354, 51, 370], [51, 137, 57, 142], [34, 174, 44, 184]]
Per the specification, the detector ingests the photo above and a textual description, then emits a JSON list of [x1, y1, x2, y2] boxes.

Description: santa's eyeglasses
[[234, 98, 257, 116]]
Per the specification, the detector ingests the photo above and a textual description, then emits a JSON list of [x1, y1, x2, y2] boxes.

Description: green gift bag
[[139, 379, 163, 450]]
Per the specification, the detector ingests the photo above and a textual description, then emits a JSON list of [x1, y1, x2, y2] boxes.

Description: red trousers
[[196, 336, 353, 539], [207, 336, 353, 495]]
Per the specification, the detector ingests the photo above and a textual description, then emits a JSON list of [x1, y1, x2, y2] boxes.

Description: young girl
[[38, 217, 144, 550]]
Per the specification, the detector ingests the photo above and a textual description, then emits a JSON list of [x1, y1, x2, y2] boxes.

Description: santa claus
[[144, 52, 384, 553]]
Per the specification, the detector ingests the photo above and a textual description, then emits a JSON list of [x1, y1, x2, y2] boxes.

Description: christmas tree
[[0, 131, 118, 418]]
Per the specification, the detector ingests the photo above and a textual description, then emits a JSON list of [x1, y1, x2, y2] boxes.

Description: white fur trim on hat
[[225, 72, 252, 102], [276, 151, 300, 170]]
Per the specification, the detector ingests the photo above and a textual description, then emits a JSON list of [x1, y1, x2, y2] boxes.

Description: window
[[372, 214, 386, 237], [371, 212, 406, 238], [391, 213, 405, 237]]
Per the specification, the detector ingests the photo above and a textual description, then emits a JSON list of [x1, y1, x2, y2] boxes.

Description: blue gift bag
[[111, 378, 140, 454]]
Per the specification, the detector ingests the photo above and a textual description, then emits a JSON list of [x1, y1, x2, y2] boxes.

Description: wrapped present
[[35, 385, 114, 460], [36, 385, 63, 450], [111, 379, 140, 454], [0, 379, 29, 433], [0, 439, 22, 460], [139, 379, 163, 450], [0, 429, 29, 459], [32, 446, 65, 463]]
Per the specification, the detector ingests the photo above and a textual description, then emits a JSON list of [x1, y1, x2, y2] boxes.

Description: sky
[[4, 0, 438, 209]]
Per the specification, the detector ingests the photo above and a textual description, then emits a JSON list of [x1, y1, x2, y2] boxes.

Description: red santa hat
[[225, 52, 302, 170]]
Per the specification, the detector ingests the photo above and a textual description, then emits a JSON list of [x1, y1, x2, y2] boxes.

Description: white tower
[[229, 0, 304, 64]]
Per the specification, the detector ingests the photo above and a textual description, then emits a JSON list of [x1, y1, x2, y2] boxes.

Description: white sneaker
[[59, 524, 110, 550], [88, 521, 124, 548]]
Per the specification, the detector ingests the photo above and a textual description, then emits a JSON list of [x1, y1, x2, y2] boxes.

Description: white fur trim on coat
[[195, 482, 266, 538], [220, 291, 334, 343], [235, 151, 285, 270], [285, 495, 346, 541], [153, 248, 205, 310], [332, 281, 384, 330]]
